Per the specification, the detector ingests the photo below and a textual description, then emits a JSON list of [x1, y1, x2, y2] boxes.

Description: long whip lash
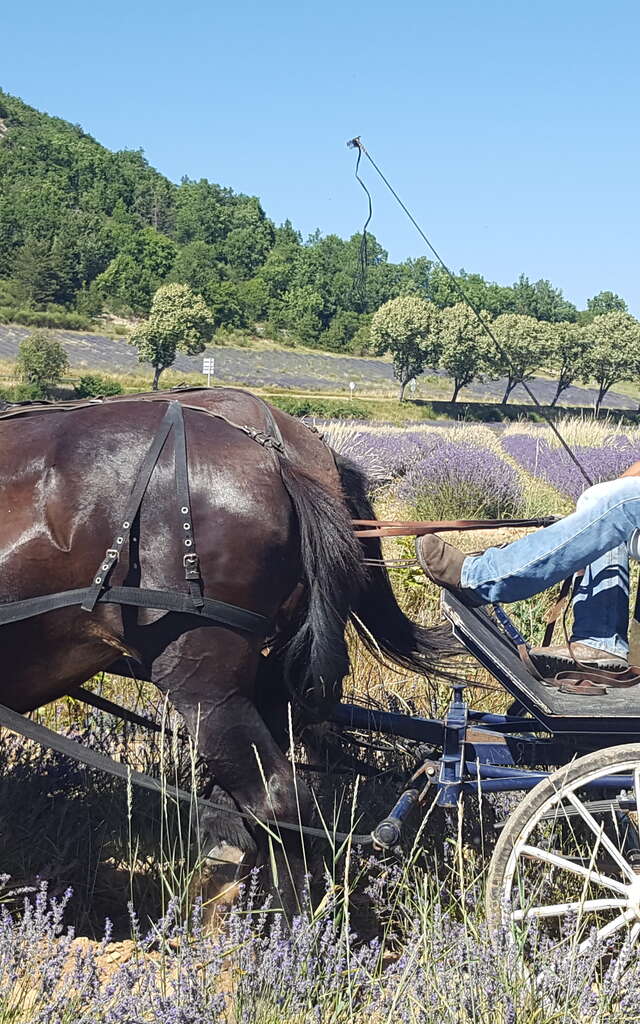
[[352, 143, 373, 311], [346, 137, 594, 488]]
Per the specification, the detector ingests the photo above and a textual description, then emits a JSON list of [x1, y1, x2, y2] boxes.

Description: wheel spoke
[[628, 921, 640, 947], [578, 908, 638, 954], [565, 790, 636, 883], [518, 844, 629, 895], [634, 769, 640, 819], [511, 897, 629, 922]]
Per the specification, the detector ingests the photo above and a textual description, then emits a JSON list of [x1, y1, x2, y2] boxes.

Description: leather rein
[[352, 515, 560, 538]]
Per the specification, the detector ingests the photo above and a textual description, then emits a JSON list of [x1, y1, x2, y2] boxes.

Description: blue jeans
[[461, 477, 640, 658]]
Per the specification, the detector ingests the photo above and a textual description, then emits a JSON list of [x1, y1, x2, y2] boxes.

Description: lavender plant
[[502, 433, 640, 501], [3, 872, 640, 1023], [396, 437, 524, 520]]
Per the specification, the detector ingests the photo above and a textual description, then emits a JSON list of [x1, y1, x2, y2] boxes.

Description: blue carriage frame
[[326, 591, 640, 826]]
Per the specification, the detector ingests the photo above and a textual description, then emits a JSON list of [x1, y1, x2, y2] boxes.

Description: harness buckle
[[183, 553, 201, 581]]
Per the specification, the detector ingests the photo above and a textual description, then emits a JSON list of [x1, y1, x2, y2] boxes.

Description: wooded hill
[[0, 89, 628, 351]]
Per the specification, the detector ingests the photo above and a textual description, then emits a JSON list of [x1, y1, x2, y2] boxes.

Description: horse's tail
[[333, 453, 461, 672], [276, 457, 366, 706]]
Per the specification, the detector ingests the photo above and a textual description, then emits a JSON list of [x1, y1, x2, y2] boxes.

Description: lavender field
[[327, 414, 640, 515], [4, 415, 640, 1022]]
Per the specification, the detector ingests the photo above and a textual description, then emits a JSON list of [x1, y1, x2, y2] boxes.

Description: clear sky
[[3, 0, 639, 312]]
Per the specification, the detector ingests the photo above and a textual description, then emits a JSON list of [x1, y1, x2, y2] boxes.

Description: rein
[[353, 515, 561, 539]]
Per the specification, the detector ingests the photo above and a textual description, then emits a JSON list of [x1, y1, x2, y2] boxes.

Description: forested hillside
[[0, 89, 628, 352]]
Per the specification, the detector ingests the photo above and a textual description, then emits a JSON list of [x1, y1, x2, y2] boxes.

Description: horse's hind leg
[[148, 627, 315, 917]]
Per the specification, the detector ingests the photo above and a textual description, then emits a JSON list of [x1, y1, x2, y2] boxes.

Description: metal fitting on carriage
[[371, 787, 420, 851]]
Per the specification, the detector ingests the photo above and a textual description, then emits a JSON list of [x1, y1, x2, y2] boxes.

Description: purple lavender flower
[[396, 437, 524, 519], [503, 434, 640, 501]]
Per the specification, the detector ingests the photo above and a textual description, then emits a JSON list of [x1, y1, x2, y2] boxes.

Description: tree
[[428, 266, 515, 316], [168, 240, 221, 295], [319, 310, 366, 353], [130, 283, 215, 390], [547, 321, 590, 405], [94, 229, 177, 314], [585, 291, 628, 318], [272, 285, 324, 345], [511, 274, 577, 322], [16, 329, 69, 397], [437, 303, 492, 401], [583, 312, 640, 415], [371, 296, 440, 401], [12, 238, 60, 307], [488, 314, 550, 404], [206, 280, 247, 329], [222, 197, 275, 279]]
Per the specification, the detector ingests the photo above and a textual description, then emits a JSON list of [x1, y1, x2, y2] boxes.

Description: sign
[[349, 381, 356, 400], [202, 357, 215, 386], [409, 378, 417, 394]]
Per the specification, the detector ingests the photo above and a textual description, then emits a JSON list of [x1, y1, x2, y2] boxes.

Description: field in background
[[1, 322, 640, 413]]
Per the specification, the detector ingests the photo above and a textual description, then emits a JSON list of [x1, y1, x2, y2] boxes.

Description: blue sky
[[3, 0, 639, 312]]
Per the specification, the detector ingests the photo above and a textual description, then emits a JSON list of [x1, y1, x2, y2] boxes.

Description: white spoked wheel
[[486, 743, 640, 962]]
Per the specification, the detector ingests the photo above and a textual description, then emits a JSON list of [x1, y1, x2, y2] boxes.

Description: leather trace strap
[[353, 515, 561, 538], [0, 700, 372, 847], [172, 400, 204, 610], [83, 402, 178, 612], [0, 586, 268, 635]]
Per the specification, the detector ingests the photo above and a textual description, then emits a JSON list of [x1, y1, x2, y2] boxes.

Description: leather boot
[[415, 535, 483, 605], [529, 642, 627, 675]]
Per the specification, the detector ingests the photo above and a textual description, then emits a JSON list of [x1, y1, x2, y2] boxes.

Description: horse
[[0, 387, 454, 912]]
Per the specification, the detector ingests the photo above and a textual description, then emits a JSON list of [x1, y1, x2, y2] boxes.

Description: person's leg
[[458, 476, 640, 607], [569, 482, 630, 658]]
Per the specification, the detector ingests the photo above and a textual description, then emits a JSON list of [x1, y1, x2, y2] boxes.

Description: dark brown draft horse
[[0, 388, 452, 910]]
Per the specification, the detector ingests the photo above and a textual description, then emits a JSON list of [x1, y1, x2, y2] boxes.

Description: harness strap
[[0, 586, 270, 635], [353, 515, 561, 538], [82, 402, 178, 612], [172, 401, 204, 609], [541, 574, 577, 648]]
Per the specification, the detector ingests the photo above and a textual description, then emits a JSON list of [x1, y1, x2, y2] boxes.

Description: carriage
[[2, 385, 640, 961]]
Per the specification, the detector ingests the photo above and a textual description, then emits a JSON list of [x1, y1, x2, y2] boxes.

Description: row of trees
[[371, 297, 640, 412], [10, 289, 640, 410], [0, 90, 631, 353]]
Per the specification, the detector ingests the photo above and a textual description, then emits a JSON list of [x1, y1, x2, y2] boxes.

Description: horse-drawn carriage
[[2, 385, 640, 960]]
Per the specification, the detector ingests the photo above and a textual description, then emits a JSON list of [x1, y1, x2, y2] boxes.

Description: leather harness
[[0, 397, 274, 638]]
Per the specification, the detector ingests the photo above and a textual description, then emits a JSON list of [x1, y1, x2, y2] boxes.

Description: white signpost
[[409, 378, 417, 395], [349, 381, 356, 400], [203, 357, 215, 387]]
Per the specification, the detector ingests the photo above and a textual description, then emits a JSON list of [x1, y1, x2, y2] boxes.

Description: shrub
[[269, 396, 370, 420], [74, 374, 123, 398], [15, 330, 69, 399], [397, 436, 524, 519], [0, 307, 91, 330], [0, 383, 43, 403]]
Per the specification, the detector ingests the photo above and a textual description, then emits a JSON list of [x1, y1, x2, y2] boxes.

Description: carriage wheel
[[485, 743, 640, 960]]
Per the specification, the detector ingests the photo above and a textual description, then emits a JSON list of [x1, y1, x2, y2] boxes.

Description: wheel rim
[[500, 756, 640, 957]]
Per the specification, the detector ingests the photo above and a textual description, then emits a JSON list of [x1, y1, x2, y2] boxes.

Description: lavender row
[[502, 434, 640, 500], [2, 879, 639, 1023]]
